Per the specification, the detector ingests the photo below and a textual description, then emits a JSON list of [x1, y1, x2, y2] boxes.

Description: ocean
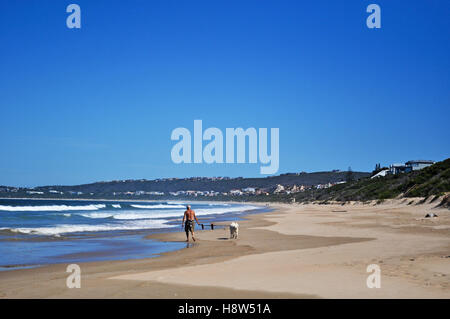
[[0, 199, 262, 270]]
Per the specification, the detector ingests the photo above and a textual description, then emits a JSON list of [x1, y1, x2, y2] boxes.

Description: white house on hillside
[[405, 160, 435, 171], [371, 169, 389, 179]]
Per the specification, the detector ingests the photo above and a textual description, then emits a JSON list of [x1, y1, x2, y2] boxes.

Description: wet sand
[[0, 200, 449, 298]]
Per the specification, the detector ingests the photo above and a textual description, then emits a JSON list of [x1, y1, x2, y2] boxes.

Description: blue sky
[[0, 0, 449, 187]]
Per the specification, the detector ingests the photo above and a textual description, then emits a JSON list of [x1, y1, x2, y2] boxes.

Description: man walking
[[182, 205, 200, 242]]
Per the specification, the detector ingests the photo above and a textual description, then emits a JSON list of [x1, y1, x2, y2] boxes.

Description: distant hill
[[49, 171, 369, 193], [287, 158, 450, 204], [2, 160, 448, 206], [0, 170, 370, 198]]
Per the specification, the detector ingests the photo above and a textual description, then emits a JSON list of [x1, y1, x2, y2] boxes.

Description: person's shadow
[[217, 237, 229, 240]]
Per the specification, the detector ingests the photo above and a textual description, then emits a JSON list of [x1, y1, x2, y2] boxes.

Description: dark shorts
[[185, 220, 195, 233]]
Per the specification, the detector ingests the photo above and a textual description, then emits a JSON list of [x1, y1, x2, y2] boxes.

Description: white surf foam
[[79, 205, 260, 220], [79, 211, 162, 220], [194, 205, 260, 216], [131, 204, 185, 209], [111, 204, 121, 208], [112, 213, 151, 220], [0, 204, 106, 212], [78, 212, 114, 219], [112, 206, 259, 219], [78, 211, 149, 220], [0, 219, 174, 236]]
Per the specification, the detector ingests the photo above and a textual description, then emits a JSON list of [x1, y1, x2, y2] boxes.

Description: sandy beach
[[0, 200, 449, 299]]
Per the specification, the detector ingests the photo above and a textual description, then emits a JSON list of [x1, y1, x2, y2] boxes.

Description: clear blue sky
[[1, 0, 449, 187]]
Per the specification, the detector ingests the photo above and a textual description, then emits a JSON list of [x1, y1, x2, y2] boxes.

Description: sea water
[[0, 199, 261, 270]]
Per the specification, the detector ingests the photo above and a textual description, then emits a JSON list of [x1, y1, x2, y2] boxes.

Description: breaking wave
[[78, 212, 114, 219], [130, 204, 185, 209], [0, 204, 106, 212], [77, 205, 260, 220], [0, 219, 174, 236]]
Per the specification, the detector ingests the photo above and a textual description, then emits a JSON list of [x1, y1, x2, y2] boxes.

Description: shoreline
[[0, 200, 267, 271], [0, 200, 449, 298]]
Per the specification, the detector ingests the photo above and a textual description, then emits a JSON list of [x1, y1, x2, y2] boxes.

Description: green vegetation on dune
[[400, 160, 450, 197], [287, 158, 450, 203]]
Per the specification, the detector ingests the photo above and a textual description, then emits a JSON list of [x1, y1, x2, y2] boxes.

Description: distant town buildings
[[273, 184, 285, 193], [0, 181, 344, 198]]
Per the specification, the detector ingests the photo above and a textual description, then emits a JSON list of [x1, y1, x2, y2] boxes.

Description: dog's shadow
[[217, 237, 229, 240]]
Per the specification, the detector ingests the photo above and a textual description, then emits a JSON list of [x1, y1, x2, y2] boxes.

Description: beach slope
[[1, 201, 449, 298]]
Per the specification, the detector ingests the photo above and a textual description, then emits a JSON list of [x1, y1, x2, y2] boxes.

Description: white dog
[[229, 222, 239, 239]]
